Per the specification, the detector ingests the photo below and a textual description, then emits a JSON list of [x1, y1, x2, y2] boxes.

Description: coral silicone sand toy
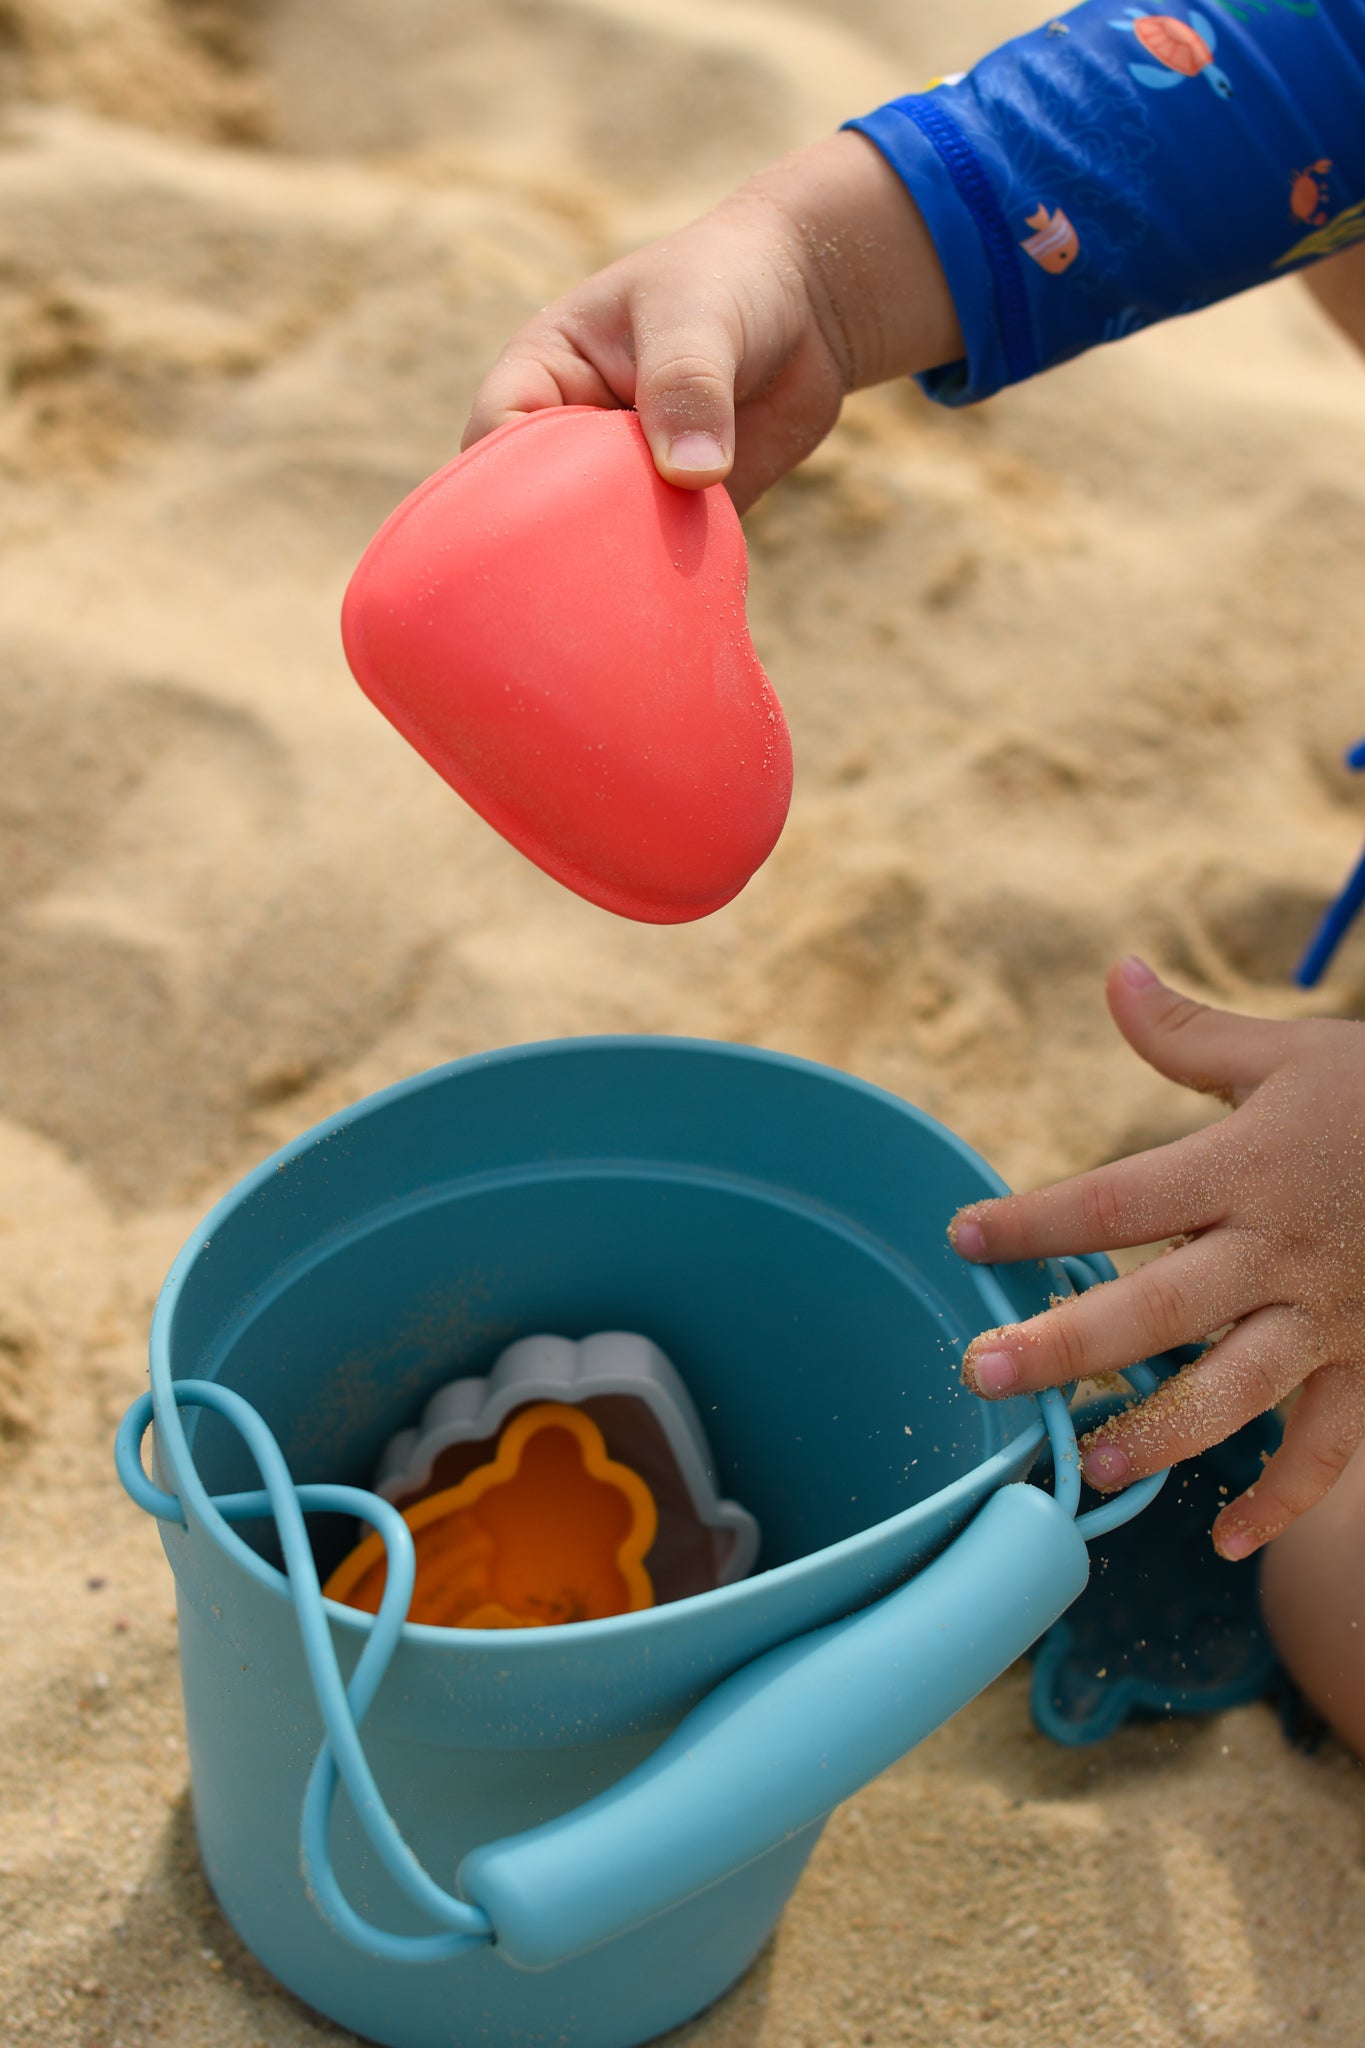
[[323, 1403, 658, 1629], [340, 407, 792, 923]]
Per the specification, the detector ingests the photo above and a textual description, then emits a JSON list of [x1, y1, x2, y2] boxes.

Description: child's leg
[[1259, 1440, 1365, 1757]]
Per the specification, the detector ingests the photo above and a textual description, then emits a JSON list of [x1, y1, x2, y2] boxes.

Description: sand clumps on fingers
[[2, 2, 1365, 2045]]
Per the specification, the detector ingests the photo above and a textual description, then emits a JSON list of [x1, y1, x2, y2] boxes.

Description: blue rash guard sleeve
[[845, 0, 1365, 404]]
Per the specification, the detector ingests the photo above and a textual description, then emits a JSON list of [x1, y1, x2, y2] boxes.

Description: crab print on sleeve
[[845, 0, 1365, 402], [1290, 158, 1332, 222]]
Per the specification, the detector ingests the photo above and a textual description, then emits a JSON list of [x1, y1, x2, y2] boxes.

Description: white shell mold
[[375, 1332, 761, 1602]]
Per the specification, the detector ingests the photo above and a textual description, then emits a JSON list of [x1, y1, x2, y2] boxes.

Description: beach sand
[[3, 2, 1365, 2043]]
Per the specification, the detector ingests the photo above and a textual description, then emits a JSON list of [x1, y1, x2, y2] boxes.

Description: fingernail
[[1082, 1441, 1130, 1488], [1216, 1526, 1255, 1561], [951, 1216, 987, 1260], [1117, 955, 1157, 990], [668, 431, 727, 474], [966, 1348, 1018, 1396]]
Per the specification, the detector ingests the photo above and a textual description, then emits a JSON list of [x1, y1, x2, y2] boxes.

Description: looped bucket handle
[[117, 1258, 1169, 1972], [967, 1253, 1169, 1539], [116, 1381, 495, 1963]]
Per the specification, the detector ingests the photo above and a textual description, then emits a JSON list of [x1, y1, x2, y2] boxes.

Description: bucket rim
[[146, 1035, 1052, 1648]]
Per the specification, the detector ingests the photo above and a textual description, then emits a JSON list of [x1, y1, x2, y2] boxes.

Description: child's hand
[[462, 133, 961, 513], [952, 958, 1365, 1561]]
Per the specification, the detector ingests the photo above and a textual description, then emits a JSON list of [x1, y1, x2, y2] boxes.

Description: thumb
[[629, 281, 739, 490], [1105, 955, 1291, 1103]]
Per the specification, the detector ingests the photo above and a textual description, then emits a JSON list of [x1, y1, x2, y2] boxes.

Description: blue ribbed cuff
[[846, 95, 1039, 405]]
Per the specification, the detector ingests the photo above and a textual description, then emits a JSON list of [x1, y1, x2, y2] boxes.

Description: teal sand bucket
[[117, 1038, 1163, 2048]]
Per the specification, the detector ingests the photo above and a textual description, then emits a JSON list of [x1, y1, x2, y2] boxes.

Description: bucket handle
[[116, 1257, 1168, 1970], [967, 1253, 1169, 1540], [116, 1381, 496, 1963]]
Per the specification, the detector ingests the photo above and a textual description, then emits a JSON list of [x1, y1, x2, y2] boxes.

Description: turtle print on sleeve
[[844, 0, 1365, 403], [1113, 8, 1235, 96]]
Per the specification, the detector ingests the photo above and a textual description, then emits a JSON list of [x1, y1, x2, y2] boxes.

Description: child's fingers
[[1075, 1305, 1313, 1493], [1105, 956, 1293, 1103], [949, 1124, 1225, 1266], [627, 282, 741, 489], [462, 329, 625, 449], [952, 964, 1299, 1267], [961, 1230, 1257, 1399], [1212, 1361, 1365, 1559]]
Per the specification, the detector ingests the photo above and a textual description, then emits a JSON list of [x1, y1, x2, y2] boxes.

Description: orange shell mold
[[323, 1402, 658, 1629]]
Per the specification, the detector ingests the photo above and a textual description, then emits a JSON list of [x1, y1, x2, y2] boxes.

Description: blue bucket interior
[[158, 1039, 1050, 1584]]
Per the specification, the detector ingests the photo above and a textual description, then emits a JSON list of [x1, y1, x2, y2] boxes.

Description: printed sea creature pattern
[[1210, 0, 1316, 19], [1273, 193, 1365, 269], [1289, 158, 1332, 223], [996, 3, 1356, 295], [852, 0, 1365, 403], [983, 36, 1158, 289], [1020, 204, 1081, 271], [1110, 8, 1235, 96]]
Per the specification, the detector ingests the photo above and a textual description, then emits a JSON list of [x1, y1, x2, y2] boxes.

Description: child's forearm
[[743, 133, 963, 392]]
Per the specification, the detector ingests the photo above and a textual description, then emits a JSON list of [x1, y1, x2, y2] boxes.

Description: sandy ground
[[3, 2, 1365, 2044]]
